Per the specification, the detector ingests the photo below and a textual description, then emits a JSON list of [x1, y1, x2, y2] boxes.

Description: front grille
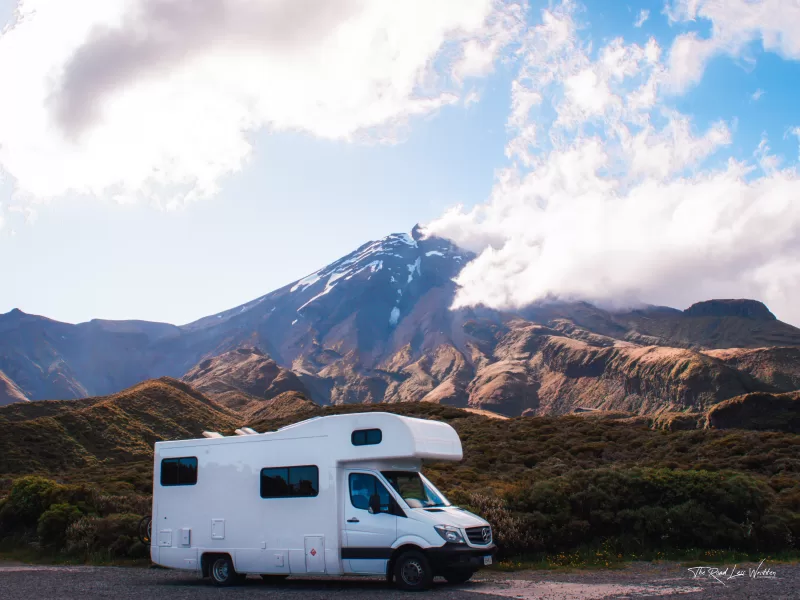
[[466, 526, 492, 545]]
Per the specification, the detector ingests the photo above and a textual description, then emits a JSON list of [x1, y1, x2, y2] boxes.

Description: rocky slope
[[0, 370, 28, 406], [182, 347, 308, 411], [2, 226, 800, 418]]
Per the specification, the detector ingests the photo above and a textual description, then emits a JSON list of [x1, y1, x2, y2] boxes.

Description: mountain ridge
[[3, 227, 800, 418]]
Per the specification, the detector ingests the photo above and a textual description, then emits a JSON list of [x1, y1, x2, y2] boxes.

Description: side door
[[342, 471, 398, 574]]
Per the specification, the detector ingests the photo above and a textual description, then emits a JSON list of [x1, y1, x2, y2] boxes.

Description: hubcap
[[212, 559, 229, 582], [401, 559, 424, 586]]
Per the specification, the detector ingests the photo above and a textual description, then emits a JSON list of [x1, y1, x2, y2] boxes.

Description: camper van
[[150, 412, 496, 591]]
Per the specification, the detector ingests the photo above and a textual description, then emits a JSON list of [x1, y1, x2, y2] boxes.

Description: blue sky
[[2, 1, 800, 325]]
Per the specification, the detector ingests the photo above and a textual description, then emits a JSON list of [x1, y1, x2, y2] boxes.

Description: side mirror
[[368, 494, 381, 514]]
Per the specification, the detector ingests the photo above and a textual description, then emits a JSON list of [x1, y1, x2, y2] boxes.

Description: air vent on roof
[[203, 431, 223, 439], [234, 428, 259, 436]]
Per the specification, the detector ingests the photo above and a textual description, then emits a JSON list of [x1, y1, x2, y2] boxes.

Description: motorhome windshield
[[382, 471, 450, 508]]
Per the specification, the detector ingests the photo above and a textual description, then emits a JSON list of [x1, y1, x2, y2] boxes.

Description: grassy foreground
[[1, 402, 798, 565]]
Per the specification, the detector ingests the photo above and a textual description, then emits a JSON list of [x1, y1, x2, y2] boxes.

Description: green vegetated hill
[[0, 378, 238, 475], [1, 382, 799, 562], [252, 403, 800, 558]]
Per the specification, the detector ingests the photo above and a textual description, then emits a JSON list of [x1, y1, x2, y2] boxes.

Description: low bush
[[0, 476, 61, 531], [37, 503, 83, 548], [66, 514, 145, 559], [474, 467, 796, 557], [0, 475, 149, 561]]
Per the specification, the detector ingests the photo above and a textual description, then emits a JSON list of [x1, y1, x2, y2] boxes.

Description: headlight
[[434, 525, 465, 544]]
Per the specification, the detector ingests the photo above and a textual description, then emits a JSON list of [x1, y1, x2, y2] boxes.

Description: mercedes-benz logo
[[482, 527, 491, 543]]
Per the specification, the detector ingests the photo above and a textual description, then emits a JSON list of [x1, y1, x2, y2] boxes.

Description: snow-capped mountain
[[177, 225, 482, 401], [4, 225, 800, 417]]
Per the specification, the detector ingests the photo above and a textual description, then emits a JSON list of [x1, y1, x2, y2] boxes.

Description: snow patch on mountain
[[407, 258, 421, 283], [291, 272, 322, 293], [396, 233, 417, 248]]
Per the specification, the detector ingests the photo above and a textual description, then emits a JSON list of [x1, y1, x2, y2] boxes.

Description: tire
[[443, 570, 474, 585], [393, 550, 434, 592], [260, 574, 289, 582], [137, 516, 152, 545], [209, 555, 242, 587]]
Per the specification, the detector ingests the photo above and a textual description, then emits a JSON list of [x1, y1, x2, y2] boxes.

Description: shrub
[[65, 513, 142, 558], [508, 467, 795, 554], [89, 491, 150, 517], [37, 503, 82, 548], [0, 476, 62, 532], [464, 493, 541, 556]]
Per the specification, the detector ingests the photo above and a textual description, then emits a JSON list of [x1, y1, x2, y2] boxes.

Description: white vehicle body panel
[[151, 412, 493, 577]]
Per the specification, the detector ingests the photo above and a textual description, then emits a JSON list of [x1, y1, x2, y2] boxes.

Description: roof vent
[[233, 427, 259, 436], [203, 431, 223, 439]]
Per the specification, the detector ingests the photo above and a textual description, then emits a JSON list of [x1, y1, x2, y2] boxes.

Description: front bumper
[[426, 543, 497, 573]]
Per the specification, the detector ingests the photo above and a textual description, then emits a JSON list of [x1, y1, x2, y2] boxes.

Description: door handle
[[347, 518, 360, 523]]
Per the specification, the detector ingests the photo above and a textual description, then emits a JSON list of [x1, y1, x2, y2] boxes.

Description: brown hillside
[[246, 391, 319, 423], [183, 347, 308, 410], [703, 347, 800, 391], [706, 391, 800, 433], [463, 323, 760, 416], [0, 378, 239, 475]]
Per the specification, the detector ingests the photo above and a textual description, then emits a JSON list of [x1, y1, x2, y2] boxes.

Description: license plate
[[483, 556, 492, 566]]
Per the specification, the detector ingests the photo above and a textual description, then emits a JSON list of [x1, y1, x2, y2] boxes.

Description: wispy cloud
[[752, 88, 765, 101], [664, 0, 800, 94], [634, 9, 649, 28], [0, 0, 519, 207], [426, 0, 800, 325]]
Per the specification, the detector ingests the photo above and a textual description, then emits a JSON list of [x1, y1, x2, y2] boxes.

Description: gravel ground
[[0, 560, 796, 599]]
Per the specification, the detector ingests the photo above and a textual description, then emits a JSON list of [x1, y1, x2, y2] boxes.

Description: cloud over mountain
[[425, 0, 800, 326]]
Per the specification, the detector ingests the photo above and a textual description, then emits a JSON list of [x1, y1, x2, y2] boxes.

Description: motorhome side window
[[351, 428, 382, 446], [260, 465, 319, 498], [349, 473, 392, 512], [160, 457, 198, 486]]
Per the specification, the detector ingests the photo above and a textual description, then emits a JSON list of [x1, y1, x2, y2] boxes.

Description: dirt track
[[0, 560, 796, 599]]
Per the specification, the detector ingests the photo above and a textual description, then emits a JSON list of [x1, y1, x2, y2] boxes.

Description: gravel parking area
[[0, 560, 796, 599]]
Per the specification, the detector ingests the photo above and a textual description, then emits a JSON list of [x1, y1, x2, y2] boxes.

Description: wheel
[[443, 570, 474, 584], [137, 516, 152, 545], [393, 550, 434, 592], [209, 555, 242, 586], [260, 574, 289, 582]]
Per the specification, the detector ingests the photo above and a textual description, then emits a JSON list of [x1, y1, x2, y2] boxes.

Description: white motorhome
[[150, 412, 496, 591]]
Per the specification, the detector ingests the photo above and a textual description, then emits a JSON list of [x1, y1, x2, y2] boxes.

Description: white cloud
[[0, 0, 516, 206], [665, 0, 800, 94], [754, 135, 781, 173], [665, 32, 719, 93], [464, 89, 482, 107], [425, 0, 800, 325], [752, 88, 765, 101], [634, 9, 649, 28]]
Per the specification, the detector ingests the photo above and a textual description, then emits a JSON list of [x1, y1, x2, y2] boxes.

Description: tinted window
[[260, 468, 290, 497], [261, 466, 319, 498], [351, 428, 382, 446], [289, 466, 318, 496], [160, 457, 198, 486], [349, 473, 392, 512]]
